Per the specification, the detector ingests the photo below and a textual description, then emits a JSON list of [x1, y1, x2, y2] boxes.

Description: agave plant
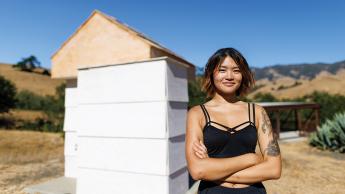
[[309, 112, 345, 153]]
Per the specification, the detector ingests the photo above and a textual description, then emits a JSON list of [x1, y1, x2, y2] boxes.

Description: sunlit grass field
[[0, 130, 64, 194]]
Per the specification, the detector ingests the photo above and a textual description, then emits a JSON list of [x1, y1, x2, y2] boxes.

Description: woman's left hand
[[192, 140, 209, 159]]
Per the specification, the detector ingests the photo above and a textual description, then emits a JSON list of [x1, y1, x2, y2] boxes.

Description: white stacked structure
[[64, 57, 189, 194], [25, 10, 195, 194]]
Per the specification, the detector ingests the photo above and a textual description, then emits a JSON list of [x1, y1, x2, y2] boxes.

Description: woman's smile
[[223, 82, 236, 87]]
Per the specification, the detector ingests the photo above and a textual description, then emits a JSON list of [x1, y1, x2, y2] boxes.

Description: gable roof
[[51, 10, 195, 68]]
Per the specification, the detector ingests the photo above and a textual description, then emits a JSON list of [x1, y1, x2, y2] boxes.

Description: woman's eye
[[219, 69, 226, 72]]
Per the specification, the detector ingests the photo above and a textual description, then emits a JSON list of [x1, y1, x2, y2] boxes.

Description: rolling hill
[[249, 60, 345, 99], [0, 63, 65, 96], [251, 60, 345, 80]]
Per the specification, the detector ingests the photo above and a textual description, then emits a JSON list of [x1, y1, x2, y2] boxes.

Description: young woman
[[185, 48, 281, 194]]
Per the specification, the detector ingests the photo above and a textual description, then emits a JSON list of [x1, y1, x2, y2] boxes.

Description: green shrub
[[16, 118, 61, 133], [0, 116, 15, 129], [277, 85, 285, 90], [0, 75, 17, 113], [188, 77, 207, 108], [15, 90, 47, 110], [303, 91, 345, 123], [252, 92, 278, 102], [40, 83, 65, 132], [14, 83, 65, 133], [309, 111, 345, 153]]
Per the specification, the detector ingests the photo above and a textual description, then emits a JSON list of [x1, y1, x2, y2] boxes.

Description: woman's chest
[[203, 125, 258, 157]]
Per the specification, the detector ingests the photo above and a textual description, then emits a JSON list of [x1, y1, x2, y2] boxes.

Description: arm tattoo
[[265, 138, 280, 156], [261, 110, 272, 134]]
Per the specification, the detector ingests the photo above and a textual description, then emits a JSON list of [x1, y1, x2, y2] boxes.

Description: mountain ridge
[[251, 60, 345, 80]]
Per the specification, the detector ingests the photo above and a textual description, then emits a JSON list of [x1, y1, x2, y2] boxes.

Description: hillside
[[251, 60, 345, 80], [0, 63, 65, 96], [248, 69, 345, 99]]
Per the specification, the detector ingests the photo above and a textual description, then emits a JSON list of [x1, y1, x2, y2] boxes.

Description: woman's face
[[212, 56, 242, 95]]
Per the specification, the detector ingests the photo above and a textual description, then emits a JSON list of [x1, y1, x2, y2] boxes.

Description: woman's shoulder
[[187, 104, 204, 117], [242, 101, 264, 110], [249, 102, 265, 113], [187, 104, 206, 130]]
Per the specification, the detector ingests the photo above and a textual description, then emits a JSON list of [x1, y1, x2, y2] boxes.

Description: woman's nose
[[226, 70, 234, 79]]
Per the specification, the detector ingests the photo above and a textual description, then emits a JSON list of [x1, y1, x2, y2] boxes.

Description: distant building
[[51, 10, 195, 81]]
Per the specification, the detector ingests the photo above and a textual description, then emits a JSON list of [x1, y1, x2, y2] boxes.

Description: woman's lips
[[223, 82, 235, 86]]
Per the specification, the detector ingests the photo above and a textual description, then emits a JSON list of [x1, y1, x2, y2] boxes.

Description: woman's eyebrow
[[219, 64, 239, 69]]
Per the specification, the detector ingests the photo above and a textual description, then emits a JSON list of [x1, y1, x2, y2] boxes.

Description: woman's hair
[[201, 47, 255, 98]]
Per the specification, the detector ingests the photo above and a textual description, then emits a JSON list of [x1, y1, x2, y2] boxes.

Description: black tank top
[[198, 103, 263, 192], [200, 103, 257, 158]]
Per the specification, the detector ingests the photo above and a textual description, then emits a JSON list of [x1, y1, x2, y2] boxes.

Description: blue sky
[[1, 0, 344, 68]]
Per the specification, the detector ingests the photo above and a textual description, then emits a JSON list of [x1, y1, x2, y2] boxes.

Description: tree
[[304, 91, 345, 123], [41, 83, 66, 132], [188, 76, 207, 109], [252, 92, 278, 102], [0, 75, 17, 113], [13, 55, 41, 72]]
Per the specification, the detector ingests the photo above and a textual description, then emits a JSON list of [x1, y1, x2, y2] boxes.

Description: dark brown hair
[[201, 48, 255, 98]]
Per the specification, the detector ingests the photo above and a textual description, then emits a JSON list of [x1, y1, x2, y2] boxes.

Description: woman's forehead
[[219, 57, 238, 68]]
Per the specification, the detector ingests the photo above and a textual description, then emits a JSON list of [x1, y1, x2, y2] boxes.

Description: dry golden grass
[[0, 63, 65, 96], [1, 130, 344, 194], [0, 130, 64, 194], [1, 109, 46, 122], [0, 109, 47, 131], [249, 69, 345, 99], [264, 139, 345, 194]]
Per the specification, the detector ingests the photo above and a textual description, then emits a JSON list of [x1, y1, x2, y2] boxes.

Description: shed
[[51, 10, 196, 81]]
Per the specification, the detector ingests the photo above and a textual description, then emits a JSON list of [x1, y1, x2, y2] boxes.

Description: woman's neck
[[211, 92, 239, 105]]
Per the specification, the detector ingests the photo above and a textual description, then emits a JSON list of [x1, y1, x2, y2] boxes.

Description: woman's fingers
[[199, 140, 208, 152], [194, 150, 205, 159], [192, 142, 207, 158], [192, 141, 209, 159], [192, 142, 205, 154], [194, 141, 207, 153], [198, 141, 209, 158], [193, 142, 207, 153], [194, 149, 207, 159]]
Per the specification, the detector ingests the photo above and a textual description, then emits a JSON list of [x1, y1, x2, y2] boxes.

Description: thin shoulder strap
[[200, 104, 211, 123], [252, 103, 256, 126], [248, 103, 251, 123]]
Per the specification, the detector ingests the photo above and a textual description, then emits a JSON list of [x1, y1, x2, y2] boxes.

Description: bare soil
[[0, 130, 64, 194]]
